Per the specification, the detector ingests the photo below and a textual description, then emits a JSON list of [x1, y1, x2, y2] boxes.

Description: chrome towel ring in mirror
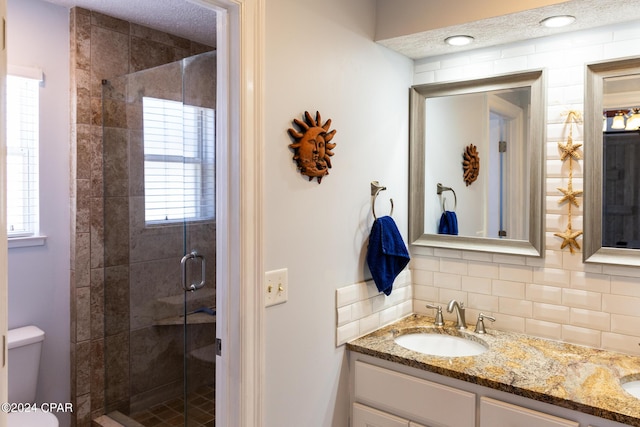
[[371, 181, 394, 220], [437, 183, 457, 212]]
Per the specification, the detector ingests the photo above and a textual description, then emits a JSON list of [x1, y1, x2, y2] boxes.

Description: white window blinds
[[142, 97, 215, 224], [6, 74, 40, 237]]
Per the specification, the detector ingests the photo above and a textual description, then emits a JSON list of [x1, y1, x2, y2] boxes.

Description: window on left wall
[[6, 69, 44, 248]]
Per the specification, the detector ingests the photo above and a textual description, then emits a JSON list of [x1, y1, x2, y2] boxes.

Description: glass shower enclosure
[[102, 51, 217, 426]]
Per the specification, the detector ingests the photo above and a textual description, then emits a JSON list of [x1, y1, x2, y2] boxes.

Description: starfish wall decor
[[554, 110, 583, 253]]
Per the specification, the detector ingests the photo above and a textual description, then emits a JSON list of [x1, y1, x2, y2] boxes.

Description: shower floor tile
[[129, 385, 215, 427]]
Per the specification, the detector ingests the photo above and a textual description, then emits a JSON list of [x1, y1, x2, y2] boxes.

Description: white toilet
[[7, 326, 59, 427]]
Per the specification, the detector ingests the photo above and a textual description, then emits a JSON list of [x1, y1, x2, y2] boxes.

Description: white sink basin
[[622, 380, 640, 399], [394, 333, 487, 357]]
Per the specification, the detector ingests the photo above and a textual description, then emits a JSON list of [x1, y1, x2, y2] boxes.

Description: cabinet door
[[480, 397, 579, 427], [353, 403, 409, 427]]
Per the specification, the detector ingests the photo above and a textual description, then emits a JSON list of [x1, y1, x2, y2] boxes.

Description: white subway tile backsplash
[[561, 325, 601, 348], [570, 271, 610, 292], [441, 258, 468, 275], [351, 299, 373, 320], [611, 314, 640, 336], [562, 288, 601, 310], [604, 38, 640, 59], [526, 283, 562, 304], [336, 283, 364, 308], [335, 272, 412, 346], [414, 60, 440, 73], [493, 313, 525, 333], [467, 260, 499, 279], [603, 294, 640, 317], [461, 276, 491, 294], [411, 256, 440, 272], [359, 313, 381, 336], [433, 247, 463, 259], [610, 276, 640, 297], [499, 297, 533, 317], [413, 284, 438, 301], [462, 251, 493, 262], [434, 272, 462, 290], [336, 305, 352, 327], [526, 319, 562, 340], [533, 267, 571, 287], [613, 23, 640, 41], [438, 288, 467, 306], [468, 293, 499, 312], [434, 67, 466, 83], [336, 322, 360, 346], [533, 302, 570, 324], [492, 280, 525, 299], [411, 269, 433, 286], [499, 264, 533, 283], [494, 56, 528, 74], [440, 55, 470, 69], [602, 332, 640, 356], [501, 44, 535, 58], [492, 253, 526, 266], [570, 308, 610, 331]]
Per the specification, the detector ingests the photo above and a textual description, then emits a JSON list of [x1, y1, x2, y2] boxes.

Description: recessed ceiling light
[[540, 15, 576, 28], [444, 35, 474, 47]]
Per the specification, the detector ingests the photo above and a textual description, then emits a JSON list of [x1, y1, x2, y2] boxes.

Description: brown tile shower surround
[[69, 8, 215, 427]]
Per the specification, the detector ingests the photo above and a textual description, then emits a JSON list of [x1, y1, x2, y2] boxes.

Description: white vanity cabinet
[[349, 354, 632, 427]]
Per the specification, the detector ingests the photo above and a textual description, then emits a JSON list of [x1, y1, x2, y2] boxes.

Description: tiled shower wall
[[410, 22, 640, 356], [69, 8, 213, 426]]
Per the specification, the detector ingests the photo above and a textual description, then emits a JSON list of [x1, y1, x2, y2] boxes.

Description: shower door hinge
[[216, 338, 222, 356], [498, 140, 507, 153]]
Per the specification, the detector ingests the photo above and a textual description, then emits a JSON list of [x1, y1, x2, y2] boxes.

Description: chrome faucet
[[447, 299, 467, 330]]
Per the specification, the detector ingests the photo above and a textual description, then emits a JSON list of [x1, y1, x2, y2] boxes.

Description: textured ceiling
[[40, 0, 640, 60], [377, 0, 640, 59], [41, 0, 217, 47]]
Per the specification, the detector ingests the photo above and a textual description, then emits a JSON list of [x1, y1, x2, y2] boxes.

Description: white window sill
[[8, 235, 47, 249]]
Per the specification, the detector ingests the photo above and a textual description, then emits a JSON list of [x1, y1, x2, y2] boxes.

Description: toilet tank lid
[[8, 326, 44, 349]]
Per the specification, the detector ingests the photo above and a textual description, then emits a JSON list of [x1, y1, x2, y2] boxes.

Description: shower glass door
[[103, 51, 217, 426]]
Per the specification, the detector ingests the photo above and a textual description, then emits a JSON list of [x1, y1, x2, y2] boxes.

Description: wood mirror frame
[[408, 70, 546, 256]]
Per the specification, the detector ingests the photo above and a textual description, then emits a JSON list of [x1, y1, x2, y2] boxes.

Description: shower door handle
[[181, 250, 206, 292]]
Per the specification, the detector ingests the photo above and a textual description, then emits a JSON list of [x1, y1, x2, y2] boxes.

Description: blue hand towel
[[366, 216, 410, 296], [438, 211, 458, 235]]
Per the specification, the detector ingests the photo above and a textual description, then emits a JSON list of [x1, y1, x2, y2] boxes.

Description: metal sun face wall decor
[[462, 143, 480, 186], [288, 111, 336, 183]]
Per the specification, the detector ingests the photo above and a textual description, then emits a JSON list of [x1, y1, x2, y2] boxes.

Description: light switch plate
[[265, 268, 288, 307]]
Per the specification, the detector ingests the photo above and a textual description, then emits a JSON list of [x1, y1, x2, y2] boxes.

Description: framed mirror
[[409, 70, 545, 256], [584, 57, 640, 265]]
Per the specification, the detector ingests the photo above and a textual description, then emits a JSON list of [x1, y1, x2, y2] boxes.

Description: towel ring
[[371, 181, 394, 220], [436, 183, 457, 212]]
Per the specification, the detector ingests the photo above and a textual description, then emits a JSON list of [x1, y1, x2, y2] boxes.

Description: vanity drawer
[[354, 361, 475, 427], [480, 396, 579, 427]]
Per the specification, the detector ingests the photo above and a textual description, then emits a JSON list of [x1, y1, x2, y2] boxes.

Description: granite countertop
[[347, 314, 640, 426]]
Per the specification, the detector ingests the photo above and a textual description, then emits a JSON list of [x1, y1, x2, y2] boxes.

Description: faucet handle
[[425, 304, 444, 326], [475, 313, 496, 334]]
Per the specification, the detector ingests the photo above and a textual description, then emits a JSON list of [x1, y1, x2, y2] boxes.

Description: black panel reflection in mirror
[[409, 70, 546, 256], [584, 57, 640, 265]]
